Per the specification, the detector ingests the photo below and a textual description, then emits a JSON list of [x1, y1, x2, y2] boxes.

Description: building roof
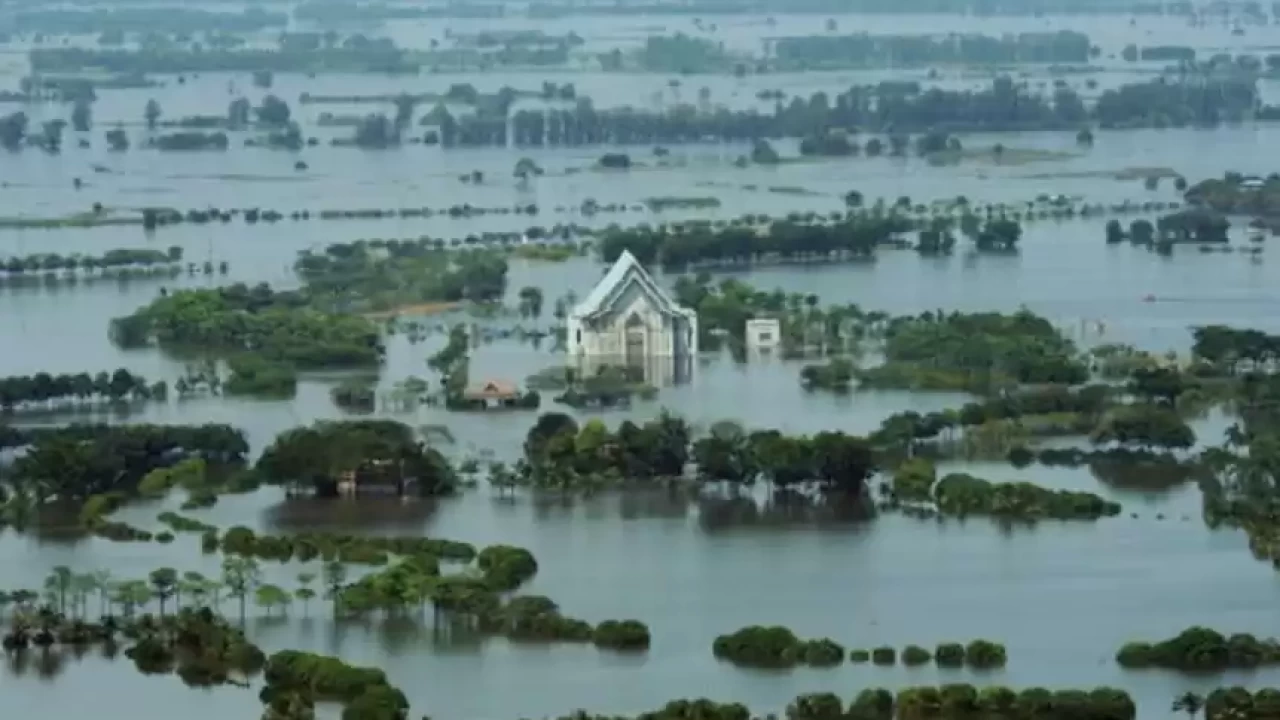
[[463, 380, 520, 401], [572, 250, 694, 321]]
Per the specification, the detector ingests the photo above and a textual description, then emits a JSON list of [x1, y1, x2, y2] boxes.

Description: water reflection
[[262, 495, 441, 534]]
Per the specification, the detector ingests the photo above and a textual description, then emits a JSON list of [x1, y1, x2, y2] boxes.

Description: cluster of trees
[[30, 42, 415, 76], [110, 283, 385, 370], [215, 527, 475, 566], [256, 420, 459, 498], [0, 246, 190, 280], [1192, 324, 1280, 372], [713, 626, 845, 668], [0, 368, 165, 413], [596, 216, 913, 270], [773, 31, 1091, 69], [448, 76, 1254, 151], [1205, 687, 1280, 720], [1090, 405, 1196, 451], [561, 686, 1137, 720], [861, 309, 1087, 391], [1185, 173, 1280, 216], [933, 472, 1121, 521], [856, 641, 1008, 669], [223, 355, 297, 399], [710, 627, 1011, 671], [670, 275, 885, 353], [517, 412, 876, 497], [294, 240, 509, 312], [0, 423, 246, 519], [1118, 627, 1280, 671], [260, 649, 407, 720]]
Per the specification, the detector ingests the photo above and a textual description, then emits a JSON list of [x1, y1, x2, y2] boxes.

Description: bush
[[892, 459, 936, 502], [1116, 627, 1280, 671], [849, 649, 871, 663], [871, 646, 897, 665], [849, 689, 895, 720], [935, 642, 965, 667], [902, 645, 932, 666], [1115, 642, 1154, 668], [593, 620, 650, 651], [477, 545, 538, 590], [713, 626, 801, 668], [965, 639, 1008, 669], [787, 693, 845, 720], [799, 638, 845, 666]]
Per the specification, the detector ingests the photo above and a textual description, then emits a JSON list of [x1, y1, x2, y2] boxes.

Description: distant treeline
[[773, 31, 1092, 68]]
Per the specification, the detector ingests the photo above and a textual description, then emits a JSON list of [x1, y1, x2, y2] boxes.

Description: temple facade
[[566, 250, 697, 385]]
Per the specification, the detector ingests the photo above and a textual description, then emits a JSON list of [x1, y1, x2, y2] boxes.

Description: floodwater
[[5, 10, 1280, 720]]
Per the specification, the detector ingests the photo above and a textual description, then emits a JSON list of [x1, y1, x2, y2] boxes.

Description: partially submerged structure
[[745, 318, 781, 352], [566, 250, 697, 385]]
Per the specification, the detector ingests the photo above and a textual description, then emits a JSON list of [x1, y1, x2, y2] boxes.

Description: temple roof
[[571, 250, 694, 321]]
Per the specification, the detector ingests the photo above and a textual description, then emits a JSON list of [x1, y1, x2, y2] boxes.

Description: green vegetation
[[935, 472, 1121, 521], [0, 368, 167, 414], [256, 419, 458, 498], [773, 31, 1090, 70], [0, 424, 246, 530], [712, 626, 845, 668], [519, 412, 875, 498], [0, 246, 219, 287], [261, 650, 406, 720], [862, 309, 1087, 392], [110, 283, 384, 369], [1117, 627, 1280, 671], [294, 240, 508, 313]]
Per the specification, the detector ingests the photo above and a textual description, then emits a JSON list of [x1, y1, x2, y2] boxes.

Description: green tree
[[256, 583, 292, 617], [222, 556, 261, 623], [296, 572, 317, 616], [149, 567, 178, 616]]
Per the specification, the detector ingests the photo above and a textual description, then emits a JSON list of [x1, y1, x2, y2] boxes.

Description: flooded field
[[3, 6, 1280, 720]]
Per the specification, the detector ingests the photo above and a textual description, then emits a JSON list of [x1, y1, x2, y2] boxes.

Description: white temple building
[[566, 250, 698, 385]]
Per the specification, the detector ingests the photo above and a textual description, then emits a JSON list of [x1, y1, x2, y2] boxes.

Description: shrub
[[713, 626, 801, 668], [477, 545, 538, 590], [849, 649, 871, 663], [787, 693, 845, 720], [902, 645, 932, 666], [935, 642, 965, 667], [593, 620, 650, 651], [848, 688, 895, 720], [799, 638, 845, 666], [1115, 642, 1154, 668], [965, 639, 1008, 668], [871, 646, 897, 665], [1116, 627, 1280, 671]]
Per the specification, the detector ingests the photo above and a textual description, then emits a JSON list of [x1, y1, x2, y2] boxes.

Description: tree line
[[110, 282, 385, 370], [0, 368, 166, 413]]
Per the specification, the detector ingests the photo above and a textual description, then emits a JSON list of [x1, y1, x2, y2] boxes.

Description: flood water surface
[[3, 9, 1280, 720]]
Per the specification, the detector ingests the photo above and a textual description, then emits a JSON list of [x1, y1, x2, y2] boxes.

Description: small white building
[[566, 250, 698, 384], [745, 318, 781, 352]]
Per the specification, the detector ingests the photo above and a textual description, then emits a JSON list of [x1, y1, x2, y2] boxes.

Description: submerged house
[[335, 459, 418, 498], [566, 250, 697, 385]]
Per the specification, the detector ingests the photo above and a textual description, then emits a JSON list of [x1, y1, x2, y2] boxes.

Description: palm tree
[[45, 566, 73, 616]]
